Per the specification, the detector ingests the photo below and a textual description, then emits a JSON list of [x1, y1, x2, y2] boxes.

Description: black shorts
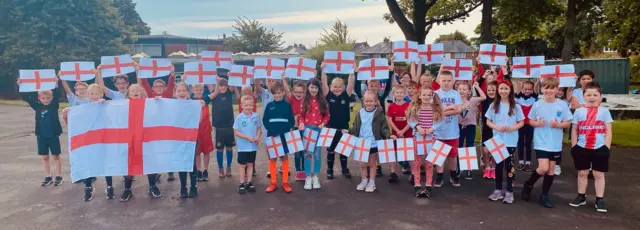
[[535, 149, 561, 161], [481, 126, 493, 145], [237, 151, 257, 165], [37, 136, 61, 155], [571, 145, 610, 172], [215, 127, 236, 149], [370, 147, 378, 154]]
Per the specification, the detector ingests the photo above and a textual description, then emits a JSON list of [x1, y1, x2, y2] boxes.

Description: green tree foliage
[[224, 17, 284, 53], [110, 0, 151, 35], [434, 30, 472, 46], [599, 0, 640, 57], [306, 20, 356, 63]]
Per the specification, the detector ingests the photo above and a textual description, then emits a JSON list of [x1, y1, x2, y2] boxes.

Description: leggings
[[495, 147, 516, 192], [518, 124, 533, 162], [84, 176, 113, 187], [179, 158, 198, 189], [458, 125, 477, 147], [124, 174, 157, 189], [304, 125, 322, 176], [411, 152, 433, 186]]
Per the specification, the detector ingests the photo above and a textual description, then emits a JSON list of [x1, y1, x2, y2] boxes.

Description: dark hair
[[492, 80, 516, 116], [578, 70, 596, 80], [217, 78, 228, 86], [270, 82, 285, 94], [582, 82, 602, 95], [302, 78, 328, 116]]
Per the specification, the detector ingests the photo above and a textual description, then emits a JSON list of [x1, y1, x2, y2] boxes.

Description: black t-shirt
[[326, 91, 351, 129], [211, 90, 234, 127], [481, 97, 495, 126]]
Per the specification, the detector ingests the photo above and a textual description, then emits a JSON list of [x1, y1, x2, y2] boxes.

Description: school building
[[125, 35, 225, 58]]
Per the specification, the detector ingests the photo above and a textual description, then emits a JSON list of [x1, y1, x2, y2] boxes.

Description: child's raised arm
[[281, 74, 292, 98], [321, 62, 330, 96], [57, 71, 73, 96], [208, 84, 220, 100], [346, 72, 355, 97], [473, 82, 486, 101], [95, 67, 111, 95]]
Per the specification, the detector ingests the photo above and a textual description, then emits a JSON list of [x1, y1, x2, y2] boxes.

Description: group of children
[[21, 56, 612, 213]]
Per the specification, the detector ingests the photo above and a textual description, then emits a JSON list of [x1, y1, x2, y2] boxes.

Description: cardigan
[[349, 108, 391, 140]]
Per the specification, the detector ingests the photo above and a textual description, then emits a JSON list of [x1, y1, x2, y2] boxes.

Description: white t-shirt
[[572, 107, 613, 149], [484, 102, 525, 147], [434, 89, 463, 140], [528, 99, 573, 152], [359, 108, 377, 148], [67, 94, 91, 106], [572, 88, 586, 105], [107, 89, 126, 100], [233, 112, 262, 152]]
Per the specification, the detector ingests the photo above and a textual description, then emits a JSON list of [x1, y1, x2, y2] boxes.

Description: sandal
[[225, 168, 232, 177], [218, 169, 225, 178]]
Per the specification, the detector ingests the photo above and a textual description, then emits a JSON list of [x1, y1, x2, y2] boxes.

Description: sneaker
[[41, 176, 53, 186], [265, 183, 277, 193], [521, 183, 533, 201], [554, 165, 561, 176], [181, 187, 190, 198], [295, 171, 306, 181], [120, 189, 132, 202], [569, 195, 587, 207], [238, 183, 247, 194], [356, 180, 368, 191], [450, 175, 461, 187], [539, 194, 555, 208], [516, 164, 525, 171], [105, 186, 115, 200], [327, 170, 335, 180], [408, 174, 414, 185], [388, 172, 399, 183], [202, 170, 210, 181], [524, 164, 533, 172], [219, 169, 225, 178], [342, 170, 352, 179], [595, 199, 607, 213], [304, 177, 312, 190], [282, 183, 292, 193], [266, 171, 271, 179], [53, 176, 63, 186], [84, 187, 94, 201], [226, 167, 232, 177], [414, 186, 423, 197], [167, 172, 175, 181], [196, 171, 203, 181], [149, 186, 162, 198], [423, 186, 433, 198], [464, 171, 473, 180], [312, 175, 321, 189], [376, 166, 383, 177], [503, 191, 514, 204], [365, 181, 376, 192], [246, 182, 256, 193], [488, 189, 505, 201], [433, 174, 444, 188], [188, 187, 198, 198]]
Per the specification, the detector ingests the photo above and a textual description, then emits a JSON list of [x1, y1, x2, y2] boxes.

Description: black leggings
[[124, 174, 157, 189], [518, 124, 533, 162], [327, 152, 349, 172], [495, 147, 516, 192], [179, 159, 198, 189], [84, 176, 112, 187]]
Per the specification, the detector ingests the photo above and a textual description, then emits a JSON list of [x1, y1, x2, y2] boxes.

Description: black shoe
[[414, 186, 423, 197], [402, 167, 411, 175], [202, 170, 210, 181], [517, 164, 525, 171], [91, 177, 97, 183], [424, 186, 433, 198], [595, 199, 607, 213], [246, 182, 256, 193], [167, 173, 175, 181], [120, 189, 132, 202], [376, 166, 383, 177], [155, 174, 162, 182], [188, 187, 198, 198], [238, 183, 247, 194], [327, 170, 335, 180], [408, 174, 414, 185], [450, 175, 461, 187], [433, 174, 444, 187], [252, 170, 257, 177], [41, 176, 53, 186], [342, 169, 352, 179], [106, 186, 115, 200], [464, 171, 473, 180], [196, 171, 203, 181], [569, 195, 587, 207], [521, 183, 533, 201], [53, 176, 63, 186], [149, 186, 162, 198], [539, 194, 555, 208], [388, 172, 399, 183], [180, 187, 189, 198], [84, 187, 94, 201]]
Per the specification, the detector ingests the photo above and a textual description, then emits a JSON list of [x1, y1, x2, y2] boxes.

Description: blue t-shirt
[[572, 88, 586, 105], [528, 99, 573, 152], [67, 94, 91, 106], [358, 108, 377, 148], [107, 89, 126, 100], [434, 89, 463, 140], [484, 102, 525, 147], [233, 112, 261, 152]]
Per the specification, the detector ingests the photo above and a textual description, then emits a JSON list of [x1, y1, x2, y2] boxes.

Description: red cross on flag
[[512, 56, 545, 78], [68, 98, 201, 182], [377, 139, 397, 164], [426, 140, 451, 166], [285, 57, 317, 80], [18, 69, 57, 92], [59, 62, 95, 81], [540, 64, 576, 87], [414, 134, 435, 156], [393, 40, 419, 63], [100, 55, 135, 77], [183, 62, 218, 85], [318, 128, 336, 147], [201, 51, 233, 70], [418, 43, 444, 65], [441, 58, 473, 80], [457, 147, 479, 171], [577, 107, 608, 149], [284, 130, 304, 154], [254, 58, 285, 79], [396, 138, 415, 162], [137, 58, 172, 79], [302, 128, 319, 153], [335, 133, 357, 157], [266, 136, 285, 159], [323, 51, 355, 74], [228, 65, 254, 87], [479, 44, 507, 65], [357, 58, 389, 80], [484, 136, 509, 164], [353, 137, 371, 163]]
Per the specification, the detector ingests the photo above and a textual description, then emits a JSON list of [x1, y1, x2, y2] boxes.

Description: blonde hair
[[74, 82, 89, 89], [152, 79, 166, 86], [407, 86, 443, 122], [87, 84, 104, 96], [125, 84, 148, 98], [173, 82, 189, 98], [331, 77, 345, 86], [392, 84, 407, 94], [190, 84, 204, 91], [113, 75, 129, 83], [541, 77, 559, 89], [37, 90, 53, 97], [363, 91, 382, 110], [241, 95, 254, 104]]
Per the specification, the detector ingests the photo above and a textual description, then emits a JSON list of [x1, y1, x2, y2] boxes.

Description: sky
[[133, 0, 481, 47]]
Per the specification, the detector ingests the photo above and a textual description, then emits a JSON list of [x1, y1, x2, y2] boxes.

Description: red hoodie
[[140, 74, 176, 98]]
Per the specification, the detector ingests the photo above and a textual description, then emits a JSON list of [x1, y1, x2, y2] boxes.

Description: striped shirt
[[418, 108, 434, 129]]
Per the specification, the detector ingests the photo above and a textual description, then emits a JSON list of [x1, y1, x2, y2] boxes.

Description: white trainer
[[365, 181, 376, 192], [304, 177, 312, 190], [312, 175, 321, 189], [356, 180, 368, 191]]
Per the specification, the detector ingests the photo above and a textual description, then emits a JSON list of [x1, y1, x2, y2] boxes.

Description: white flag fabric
[[458, 147, 479, 171], [393, 40, 419, 63], [440, 58, 473, 80], [414, 134, 435, 156], [19, 69, 57, 92], [137, 58, 172, 79], [284, 131, 304, 154], [484, 136, 510, 164], [512, 56, 545, 78], [100, 55, 135, 77], [323, 51, 355, 74], [377, 139, 397, 163], [418, 43, 444, 65], [59, 62, 95, 81], [266, 136, 285, 159], [254, 58, 285, 79], [540, 64, 576, 87], [68, 98, 201, 182], [335, 134, 356, 157], [302, 128, 319, 153], [357, 58, 389, 80], [228, 65, 254, 87], [352, 137, 371, 163], [318, 128, 336, 147], [426, 140, 451, 166], [201, 51, 233, 70], [395, 138, 415, 162], [183, 62, 218, 85], [285, 57, 316, 80], [479, 44, 507, 65]]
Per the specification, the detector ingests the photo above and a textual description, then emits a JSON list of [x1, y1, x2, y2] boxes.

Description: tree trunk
[[413, 0, 427, 44], [562, 0, 577, 64], [385, 0, 417, 41], [480, 0, 493, 43]]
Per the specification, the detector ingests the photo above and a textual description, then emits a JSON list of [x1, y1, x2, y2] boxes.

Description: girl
[[570, 70, 595, 110], [81, 84, 112, 201], [407, 86, 443, 197], [345, 91, 394, 192], [457, 81, 486, 180], [412, 61, 440, 90], [386, 85, 411, 182], [290, 82, 306, 181], [481, 81, 498, 179], [174, 82, 200, 198], [189, 84, 214, 181], [515, 80, 539, 172], [298, 78, 330, 190], [485, 80, 524, 204], [120, 84, 162, 202]]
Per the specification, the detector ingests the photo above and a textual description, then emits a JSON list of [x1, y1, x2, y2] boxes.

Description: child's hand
[[98, 99, 106, 103], [390, 135, 397, 139], [549, 119, 559, 128], [298, 123, 304, 131], [341, 129, 349, 134], [97, 64, 103, 70], [473, 81, 480, 88], [396, 130, 404, 138], [319, 123, 325, 128], [425, 128, 433, 135], [417, 126, 426, 135], [200, 100, 205, 106]]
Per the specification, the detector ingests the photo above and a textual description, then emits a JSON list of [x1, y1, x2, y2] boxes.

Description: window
[[129, 44, 162, 57], [188, 44, 208, 54], [444, 53, 452, 59], [454, 53, 466, 59], [603, 47, 616, 53]]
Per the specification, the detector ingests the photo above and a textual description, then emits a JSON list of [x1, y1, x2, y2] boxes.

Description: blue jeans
[[304, 125, 322, 177]]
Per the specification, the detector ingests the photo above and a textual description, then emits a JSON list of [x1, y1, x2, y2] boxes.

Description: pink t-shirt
[[458, 97, 482, 126]]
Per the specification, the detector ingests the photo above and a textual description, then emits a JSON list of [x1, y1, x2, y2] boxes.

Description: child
[[173, 82, 200, 198], [234, 95, 262, 194], [322, 67, 355, 179], [570, 70, 595, 109], [554, 86, 573, 175], [485, 80, 524, 204], [61, 80, 90, 106], [433, 70, 463, 187], [120, 84, 162, 201], [569, 82, 611, 213], [412, 61, 440, 90], [237, 85, 258, 176], [407, 86, 443, 197], [19, 79, 63, 186], [481, 81, 498, 179], [289, 82, 306, 180], [95, 66, 128, 100], [406, 81, 419, 102], [457, 81, 486, 180], [386, 85, 411, 182], [521, 77, 572, 208], [208, 79, 237, 178], [139, 64, 176, 99], [262, 82, 294, 193], [345, 91, 394, 192], [298, 78, 330, 189], [255, 78, 280, 178], [515, 80, 538, 171], [189, 84, 214, 181]]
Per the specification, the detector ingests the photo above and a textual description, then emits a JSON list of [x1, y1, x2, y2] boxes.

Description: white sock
[[519, 160, 524, 164], [361, 178, 368, 183]]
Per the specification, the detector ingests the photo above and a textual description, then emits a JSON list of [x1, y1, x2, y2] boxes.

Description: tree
[[599, 0, 640, 57], [562, 0, 578, 63], [480, 0, 493, 43], [110, 0, 151, 35], [380, 0, 482, 44], [224, 17, 284, 53], [319, 19, 356, 45], [434, 30, 472, 46]]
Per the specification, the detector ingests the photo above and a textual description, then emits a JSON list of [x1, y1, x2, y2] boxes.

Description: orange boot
[[266, 160, 278, 193]]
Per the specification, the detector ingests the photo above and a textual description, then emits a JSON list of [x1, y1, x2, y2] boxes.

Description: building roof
[[130, 34, 224, 44], [357, 40, 476, 55], [283, 46, 308, 55], [359, 41, 392, 54], [353, 42, 370, 52]]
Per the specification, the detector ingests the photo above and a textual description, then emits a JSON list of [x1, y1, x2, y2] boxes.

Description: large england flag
[[68, 98, 201, 182]]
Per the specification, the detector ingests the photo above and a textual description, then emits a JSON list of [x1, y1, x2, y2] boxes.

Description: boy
[[209, 79, 237, 178], [405, 80, 419, 102], [387, 85, 412, 183], [322, 68, 355, 179], [20, 80, 63, 186], [521, 77, 572, 208], [262, 82, 295, 193], [234, 95, 262, 194], [433, 70, 463, 187], [139, 64, 176, 99], [569, 82, 612, 213], [190, 84, 214, 181], [60, 80, 90, 106], [95, 65, 129, 100], [515, 80, 538, 171]]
